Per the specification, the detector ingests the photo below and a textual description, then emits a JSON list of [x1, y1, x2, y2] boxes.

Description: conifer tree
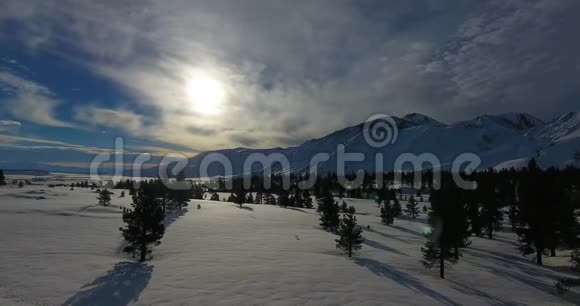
[[405, 195, 419, 219], [477, 172, 505, 239], [233, 189, 246, 208], [422, 205, 428, 213], [380, 199, 395, 225], [421, 180, 471, 279], [0, 169, 6, 186], [120, 191, 125, 198], [318, 191, 340, 232], [278, 191, 290, 208], [227, 193, 235, 202], [335, 205, 364, 257], [466, 200, 483, 237], [247, 193, 254, 204], [119, 191, 165, 262], [392, 195, 402, 218], [513, 159, 562, 264], [340, 201, 348, 213], [255, 191, 263, 204], [97, 189, 112, 206], [210, 192, 220, 201], [302, 189, 313, 208], [170, 173, 190, 210]]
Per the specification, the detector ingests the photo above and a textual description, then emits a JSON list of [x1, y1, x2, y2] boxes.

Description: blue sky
[[0, 0, 579, 171]]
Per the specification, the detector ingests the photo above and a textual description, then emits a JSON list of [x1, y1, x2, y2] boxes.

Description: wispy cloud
[[0, 119, 21, 132], [0, 71, 74, 128], [0, 0, 578, 150]]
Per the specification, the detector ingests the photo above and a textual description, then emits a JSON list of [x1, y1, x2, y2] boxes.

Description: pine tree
[[0, 169, 6, 186], [335, 205, 364, 257], [170, 176, 190, 210], [466, 200, 483, 236], [255, 192, 263, 204], [380, 199, 395, 225], [97, 189, 112, 206], [340, 201, 348, 213], [210, 192, 220, 201], [233, 189, 246, 208], [421, 180, 471, 279], [405, 195, 419, 219], [120, 191, 126, 198], [513, 159, 566, 264], [477, 172, 505, 239], [278, 191, 290, 208], [264, 193, 274, 205], [318, 191, 340, 232], [119, 191, 165, 262], [247, 193, 254, 204], [392, 195, 402, 218], [302, 189, 313, 208], [422, 205, 428, 213]]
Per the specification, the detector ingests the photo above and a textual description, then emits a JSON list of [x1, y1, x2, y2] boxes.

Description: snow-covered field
[[1, 174, 579, 305]]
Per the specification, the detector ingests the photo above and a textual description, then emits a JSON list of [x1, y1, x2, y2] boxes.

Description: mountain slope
[[144, 112, 579, 177]]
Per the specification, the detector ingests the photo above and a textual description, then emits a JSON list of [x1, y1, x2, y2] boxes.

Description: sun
[[186, 75, 225, 114]]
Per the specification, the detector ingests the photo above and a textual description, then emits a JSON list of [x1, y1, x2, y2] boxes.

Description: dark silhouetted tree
[[233, 189, 246, 208], [255, 192, 263, 204], [318, 191, 340, 232], [97, 189, 112, 206], [421, 179, 471, 279], [335, 205, 364, 257], [405, 195, 419, 219], [210, 192, 220, 201], [120, 191, 165, 262]]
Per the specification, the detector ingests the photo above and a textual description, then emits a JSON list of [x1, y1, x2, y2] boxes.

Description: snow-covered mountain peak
[[457, 112, 544, 131], [536, 111, 580, 142], [401, 113, 446, 127]]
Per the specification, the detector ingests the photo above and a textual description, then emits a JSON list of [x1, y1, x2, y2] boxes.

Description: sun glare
[[186, 75, 225, 114]]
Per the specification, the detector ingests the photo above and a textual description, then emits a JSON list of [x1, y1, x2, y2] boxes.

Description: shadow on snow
[[464, 247, 580, 304], [63, 262, 153, 306], [363, 239, 408, 256], [355, 258, 458, 306]]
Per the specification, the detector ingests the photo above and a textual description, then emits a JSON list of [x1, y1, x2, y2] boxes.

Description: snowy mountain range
[[147, 112, 580, 177]]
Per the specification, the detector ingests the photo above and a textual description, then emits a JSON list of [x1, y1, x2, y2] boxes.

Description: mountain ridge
[[141, 111, 579, 177]]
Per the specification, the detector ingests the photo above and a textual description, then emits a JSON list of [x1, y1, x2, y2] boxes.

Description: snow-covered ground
[[1, 174, 579, 305]]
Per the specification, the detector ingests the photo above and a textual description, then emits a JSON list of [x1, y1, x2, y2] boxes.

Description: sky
[[0, 0, 579, 171]]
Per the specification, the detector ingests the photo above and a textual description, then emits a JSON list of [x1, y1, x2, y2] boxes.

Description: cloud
[[0, 120, 21, 132], [74, 106, 145, 133], [0, 71, 74, 128], [0, 0, 579, 150], [0, 134, 110, 154]]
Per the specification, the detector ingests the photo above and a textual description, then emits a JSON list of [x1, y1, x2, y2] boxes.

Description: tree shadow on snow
[[287, 207, 314, 214], [238, 205, 254, 211], [396, 215, 428, 224], [164, 207, 188, 227], [63, 262, 153, 306], [363, 239, 408, 256], [464, 248, 580, 304], [448, 280, 525, 306], [355, 258, 458, 306], [390, 225, 426, 239], [364, 227, 414, 244]]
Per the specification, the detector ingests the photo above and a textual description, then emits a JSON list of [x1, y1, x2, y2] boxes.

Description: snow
[[141, 112, 580, 178], [1, 174, 579, 305]]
